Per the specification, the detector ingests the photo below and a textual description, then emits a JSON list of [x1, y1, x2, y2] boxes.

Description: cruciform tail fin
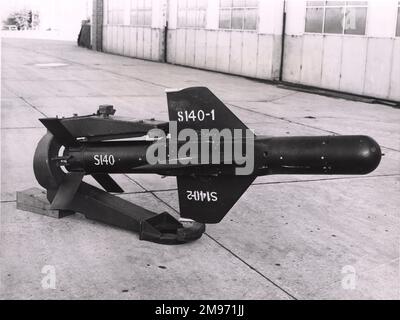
[[177, 175, 255, 223], [166, 87, 251, 133]]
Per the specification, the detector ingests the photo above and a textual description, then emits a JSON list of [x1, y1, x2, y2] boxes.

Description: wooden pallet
[[16, 188, 74, 219]]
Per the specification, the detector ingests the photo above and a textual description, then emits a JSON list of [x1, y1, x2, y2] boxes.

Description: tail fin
[[92, 174, 124, 193], [166, 87, 251, 132], [169, 87, 255, 223], [177, 175, 255, 223], [39, 118, 78, 146], [50, 172, 84, 210]]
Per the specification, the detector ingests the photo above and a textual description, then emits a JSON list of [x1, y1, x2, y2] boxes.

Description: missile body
[[62, 135, 381, 176], [254, 135, 381, 175], [34, 87, 383, 224]]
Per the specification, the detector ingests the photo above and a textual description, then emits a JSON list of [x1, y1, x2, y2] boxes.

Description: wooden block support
[[16, 188, 74, 219]]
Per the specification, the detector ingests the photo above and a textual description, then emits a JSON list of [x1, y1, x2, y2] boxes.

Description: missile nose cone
[[358, 136, 382, 174]]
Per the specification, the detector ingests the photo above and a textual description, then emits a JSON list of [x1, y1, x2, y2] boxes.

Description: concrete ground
[[1, 38, 399, 300]]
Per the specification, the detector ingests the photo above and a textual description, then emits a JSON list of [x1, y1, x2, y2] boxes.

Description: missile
[[34, 87, 382, 224]]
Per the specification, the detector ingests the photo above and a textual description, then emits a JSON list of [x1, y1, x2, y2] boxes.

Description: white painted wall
[[152, 0, 167, 28], [168, 0, 178, 29], [259, 0, 284, 35], [206, 0, 219, 30], [367, 0, 398, 37], [285, 0, 306, 36]]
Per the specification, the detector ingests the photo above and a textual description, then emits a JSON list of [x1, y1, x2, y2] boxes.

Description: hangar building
[[91, 0, 400, 102]]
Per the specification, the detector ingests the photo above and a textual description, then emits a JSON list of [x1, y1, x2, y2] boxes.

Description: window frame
[[130, 0, 152, 27], [218, 0, 259, 32], [304, 1, 369, 36], [106, 0, 125, 26], [177, 0, 208, 29]]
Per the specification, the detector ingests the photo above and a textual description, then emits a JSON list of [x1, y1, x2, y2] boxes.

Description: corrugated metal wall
[[100, 0, 400, 102], [282, 35, 400, 101], [166, 29, 282, 80], [102, 0, 166, 61], [164, 0, 284, 80], [283, 0, 400, 101], [103, 25, 164, 61]]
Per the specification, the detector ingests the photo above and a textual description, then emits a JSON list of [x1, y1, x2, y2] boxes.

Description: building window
[[130, 0, 152, 26], [178, 0, 207, 28], [396, 2, 400, 37], [305, 1, 368, 35], [107, 0, 124, 25], [219, 0, 258, 31]]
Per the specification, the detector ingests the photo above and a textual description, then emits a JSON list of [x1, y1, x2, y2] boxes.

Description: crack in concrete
[[227, 102, 400, 153], [0, 200, 16, 203], [1, 126, 43, 130], [117, 173, 400, 196], [251, 174, 400, 187], [30, 94, 163, 99], [18, 96, 47, 118], [3, 93, 163, 99], [205, 233, 298, 300], [225, 91, 299, 105], [123, 175, 297, 300], [3, 43, 163, 88], [19, 45, 169, 89]]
